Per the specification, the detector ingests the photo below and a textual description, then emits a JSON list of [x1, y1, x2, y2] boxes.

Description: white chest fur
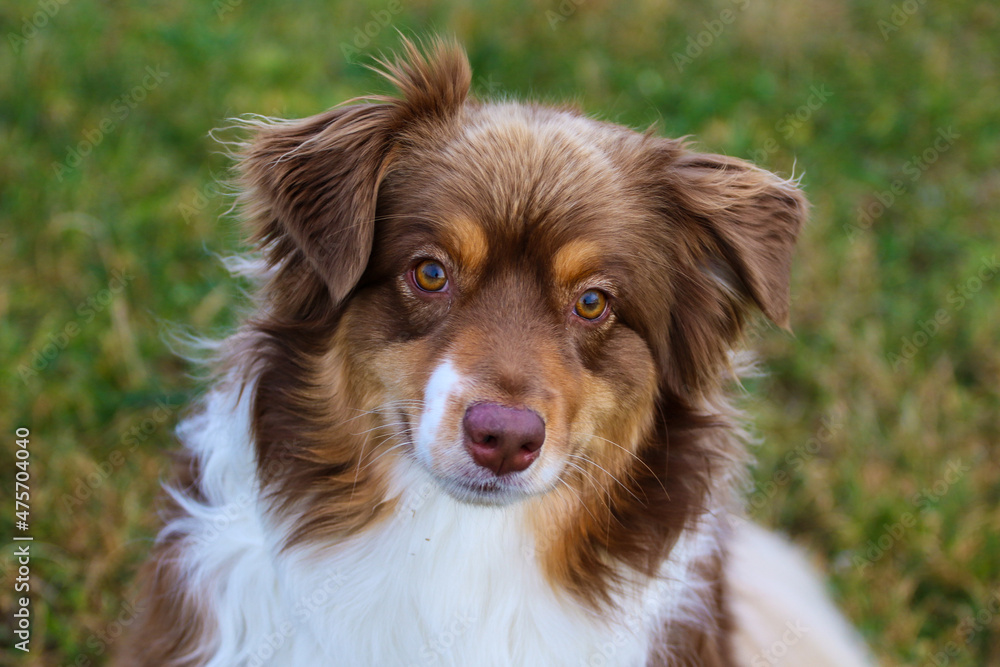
[[167, 386, 714, 667]]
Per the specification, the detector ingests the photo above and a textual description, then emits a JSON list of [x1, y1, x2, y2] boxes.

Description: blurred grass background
[[1, 0, 998, 664]]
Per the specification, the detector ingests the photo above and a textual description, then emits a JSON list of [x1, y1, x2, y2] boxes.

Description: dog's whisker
[[577, 432, 660, 480], [350, 429, 372, 502], [349, 421, 411, 438], [346, 401, 426, 415], [328, 402, 422, 429], [573, 435, 645, 487], [556, 477, 601, 527], [572, 436, 653, 501], [563, 460, 614, 516], [361, 438, 409, 471], [567, 453, 644, 505], [343, 400, 426, 418]]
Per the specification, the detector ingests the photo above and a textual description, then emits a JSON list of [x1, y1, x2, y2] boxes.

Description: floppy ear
[[651, 148, 809, 394], [237, 104, 397, 305], [235, 38, 470, 311]]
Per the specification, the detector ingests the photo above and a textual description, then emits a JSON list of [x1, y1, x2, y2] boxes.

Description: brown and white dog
[[120, 38, 874, 666]]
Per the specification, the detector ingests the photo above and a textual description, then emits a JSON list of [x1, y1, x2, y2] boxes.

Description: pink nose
[[463, 403, 545, 475]]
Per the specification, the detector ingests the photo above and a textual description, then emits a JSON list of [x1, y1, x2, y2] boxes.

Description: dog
[[119, 38, 874, 666]]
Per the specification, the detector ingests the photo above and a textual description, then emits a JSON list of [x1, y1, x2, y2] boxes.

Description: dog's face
[[339, 109, 665, 504], [240, 41, 806, 521]]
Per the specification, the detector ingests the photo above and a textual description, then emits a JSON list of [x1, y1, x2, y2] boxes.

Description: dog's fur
[[119, 39, 873, 666]]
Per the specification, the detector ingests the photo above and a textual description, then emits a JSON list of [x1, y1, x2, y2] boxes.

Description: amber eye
[[413, 259, 448, 292], [574, 289, 608, 320]]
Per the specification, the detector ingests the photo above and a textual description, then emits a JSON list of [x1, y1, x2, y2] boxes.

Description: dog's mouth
[[440, 469, 538, 506]]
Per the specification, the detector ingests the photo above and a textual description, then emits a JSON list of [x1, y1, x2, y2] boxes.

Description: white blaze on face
[[415, 358, 464, 468]]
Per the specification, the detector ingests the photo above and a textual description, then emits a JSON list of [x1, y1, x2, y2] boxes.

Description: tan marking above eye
[[414, 259, 448, 292], [574, 289, 608, 320], [443, 217, 488, 272], [552, 239, 603, 286]]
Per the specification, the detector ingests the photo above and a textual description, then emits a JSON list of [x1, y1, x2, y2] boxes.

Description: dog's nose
[[463, 403, 545, 475]]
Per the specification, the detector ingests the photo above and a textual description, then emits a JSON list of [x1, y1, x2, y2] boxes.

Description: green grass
[[2, 0, 998, 664]]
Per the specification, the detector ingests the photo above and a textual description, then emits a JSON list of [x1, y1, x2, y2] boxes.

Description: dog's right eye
[[412, 260, 449, 292]]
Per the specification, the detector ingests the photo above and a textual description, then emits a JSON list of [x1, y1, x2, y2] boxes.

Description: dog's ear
[[648, 147, 809, 394], [237, 104, 396, 304], [236, 37, 471, 308], [664, 151, 808, 327]]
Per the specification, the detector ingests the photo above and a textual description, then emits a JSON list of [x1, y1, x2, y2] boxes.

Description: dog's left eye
[[412, 259, 448, 292], [574, 289, 608, 321]]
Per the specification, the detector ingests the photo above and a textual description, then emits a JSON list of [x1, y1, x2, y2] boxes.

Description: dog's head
[[238, 39, 806, 553]]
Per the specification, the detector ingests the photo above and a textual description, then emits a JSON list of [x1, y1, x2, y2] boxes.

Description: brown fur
[[123, 37, 807, 666], [116, 452, 216, 665]]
